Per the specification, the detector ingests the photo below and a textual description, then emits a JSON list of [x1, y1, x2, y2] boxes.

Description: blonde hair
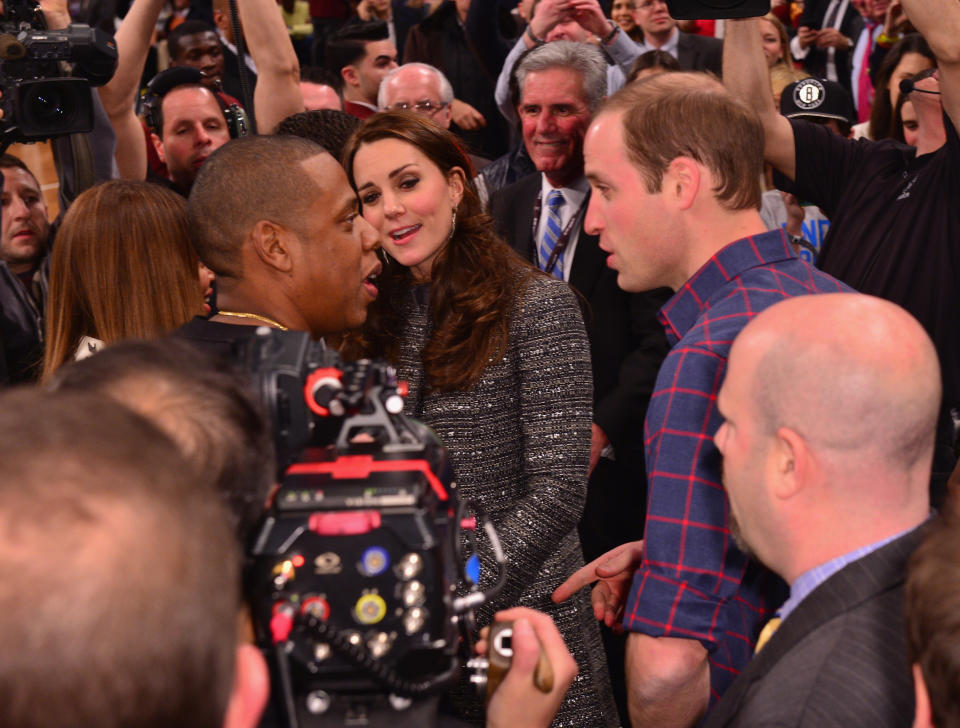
[[769, 64, 809, 103], [43, 181, 202, 380], [761, 13, 796, 69]]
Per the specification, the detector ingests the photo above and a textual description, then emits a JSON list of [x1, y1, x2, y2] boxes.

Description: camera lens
[[23, 83, 82, 131], [16, 79, 94, 139], [30, 89, 67, 122]]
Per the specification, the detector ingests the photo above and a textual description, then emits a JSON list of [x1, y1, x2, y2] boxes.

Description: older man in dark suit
[[490, 40, 668, 564], [704, 293, 936, 728], [490, 40, 668, 722]]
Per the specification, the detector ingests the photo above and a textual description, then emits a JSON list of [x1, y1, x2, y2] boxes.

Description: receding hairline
[[160, 85, 224, 132]]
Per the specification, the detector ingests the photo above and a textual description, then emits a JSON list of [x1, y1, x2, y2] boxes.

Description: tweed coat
[[396, 269, 619, 727]]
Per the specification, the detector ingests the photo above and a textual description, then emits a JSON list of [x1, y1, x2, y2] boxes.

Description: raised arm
[[901, 0, 960, 127], [237, 0, 303, 133], [96, 0, 165, 180], [723, 18, 796, 180]]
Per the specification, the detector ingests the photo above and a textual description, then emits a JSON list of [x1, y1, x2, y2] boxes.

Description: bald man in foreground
[[704, 293, 937, 728]]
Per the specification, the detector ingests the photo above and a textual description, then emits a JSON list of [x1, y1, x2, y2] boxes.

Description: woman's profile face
[[889, 52, 935, 109], [353, 137, 464, 283]]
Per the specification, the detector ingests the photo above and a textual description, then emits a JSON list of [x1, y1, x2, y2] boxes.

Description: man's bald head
[[716, 294, 937, 579], [187, 135, 328, 278], [740, 294, 940, 474]]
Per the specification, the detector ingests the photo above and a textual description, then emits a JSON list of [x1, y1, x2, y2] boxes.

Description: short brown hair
[[0, 388, 239, 728], [43, 180, 202, 380], [187, 135, 326, 278], [49, 339, 276, 546], [906, 499, 960, 728], [600, 72, 765, 211]]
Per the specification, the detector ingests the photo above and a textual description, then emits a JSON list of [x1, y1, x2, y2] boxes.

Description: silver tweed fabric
[[396, 268, 619, 727]]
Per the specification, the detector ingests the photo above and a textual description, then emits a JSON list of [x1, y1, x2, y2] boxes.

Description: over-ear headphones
[[140, 66, 249, 139]]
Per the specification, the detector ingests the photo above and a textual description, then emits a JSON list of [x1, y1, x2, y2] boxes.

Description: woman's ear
[[448, 166, 466, 207]]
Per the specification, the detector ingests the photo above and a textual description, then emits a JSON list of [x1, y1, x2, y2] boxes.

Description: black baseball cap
[[780, 78, 856, 125]]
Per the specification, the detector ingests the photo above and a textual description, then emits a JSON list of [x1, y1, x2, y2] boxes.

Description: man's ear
[[151, 132, 166, 165], [665, 157, 701, 211], [251, 220, 294, 274], [222, 644, 270, 728], [773, 426, 805, 500], [341, 64, 360, 89]]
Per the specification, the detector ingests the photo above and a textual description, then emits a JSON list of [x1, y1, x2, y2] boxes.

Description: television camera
[[242, 328, 512, 727], [0, 0, 117, 147]]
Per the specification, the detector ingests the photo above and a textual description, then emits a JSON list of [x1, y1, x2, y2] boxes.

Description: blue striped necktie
[[539, 189, 565, 279]]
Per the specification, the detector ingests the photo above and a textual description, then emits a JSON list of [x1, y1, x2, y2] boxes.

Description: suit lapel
[[676, 32, 694, 71], [568, 190, 604, 299], [707, 526, 926, 727], [513, 174, 541, 263]]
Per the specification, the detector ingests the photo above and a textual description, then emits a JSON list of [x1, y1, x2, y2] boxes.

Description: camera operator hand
[[551, 539, 645, 629], [477, 608, 578, 728]]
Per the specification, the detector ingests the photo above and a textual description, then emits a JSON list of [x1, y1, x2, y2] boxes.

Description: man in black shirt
[[724, 5, 960, 482], [177, 134, 381, 354]]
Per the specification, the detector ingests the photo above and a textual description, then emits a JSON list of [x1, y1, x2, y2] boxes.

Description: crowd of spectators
[[1, 0, 959, 726]]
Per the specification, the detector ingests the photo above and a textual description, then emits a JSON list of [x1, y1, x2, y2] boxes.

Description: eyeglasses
[[388, 99, 448, 115]]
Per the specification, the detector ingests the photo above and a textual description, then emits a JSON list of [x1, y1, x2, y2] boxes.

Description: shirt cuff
[[790, 34, 810, 60], [622, 566, 726, 650]]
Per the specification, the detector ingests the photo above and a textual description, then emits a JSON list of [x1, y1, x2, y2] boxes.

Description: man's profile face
[[584, 112, 679, 292], [713, 339, 774, 561], [381, 66, 452, 128], [634, 0, 675, 36], [351, 40, 398, 105], [288, 154, 380, 336], [1, 166, 50, 274], [301, 81, 342, 111], [518, 67, 592, 187], [155, 86, 231, 190], [171, 31, 225, 88]]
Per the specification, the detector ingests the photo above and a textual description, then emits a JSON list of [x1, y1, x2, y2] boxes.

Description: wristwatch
[[601, 19, 619, 45], [789, 234, 818, 257]]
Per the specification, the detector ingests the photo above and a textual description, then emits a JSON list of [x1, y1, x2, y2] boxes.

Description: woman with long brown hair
[[344, 112, 618, 726], [42, 180, 209, 379]]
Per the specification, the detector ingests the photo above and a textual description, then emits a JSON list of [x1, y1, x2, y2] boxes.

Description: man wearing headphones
[[142, 67, 246, 194]]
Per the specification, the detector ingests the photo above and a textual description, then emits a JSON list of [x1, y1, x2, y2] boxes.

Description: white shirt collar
[[640, 26, 680, 58], [540, 174, 590, 209]]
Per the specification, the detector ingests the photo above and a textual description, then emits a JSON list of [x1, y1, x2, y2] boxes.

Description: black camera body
[[0, 0, 117, 143], [242, 329, 504, 726], [666, 0, 770, 19]]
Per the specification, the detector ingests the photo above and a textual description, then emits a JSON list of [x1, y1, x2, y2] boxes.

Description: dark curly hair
[[342, 111, 537, 392]]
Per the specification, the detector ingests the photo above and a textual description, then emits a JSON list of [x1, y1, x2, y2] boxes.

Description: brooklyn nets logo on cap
[[793, 79, 826, 111]]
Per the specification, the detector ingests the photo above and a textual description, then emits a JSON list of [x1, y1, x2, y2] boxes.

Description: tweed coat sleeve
[[489, 274, 594, 605]]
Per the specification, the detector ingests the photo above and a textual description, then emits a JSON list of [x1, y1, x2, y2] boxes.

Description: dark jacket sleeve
[[464, 0, 513, 78]]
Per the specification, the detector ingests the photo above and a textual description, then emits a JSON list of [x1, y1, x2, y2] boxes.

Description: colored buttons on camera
[[354, 592, 387, 625], [359, 546, 390, 577]]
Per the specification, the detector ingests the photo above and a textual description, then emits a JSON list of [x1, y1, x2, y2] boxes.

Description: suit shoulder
[[493, 173, 540, 203], [489, 172, 540, 222], [679, 31, 723, 51]]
